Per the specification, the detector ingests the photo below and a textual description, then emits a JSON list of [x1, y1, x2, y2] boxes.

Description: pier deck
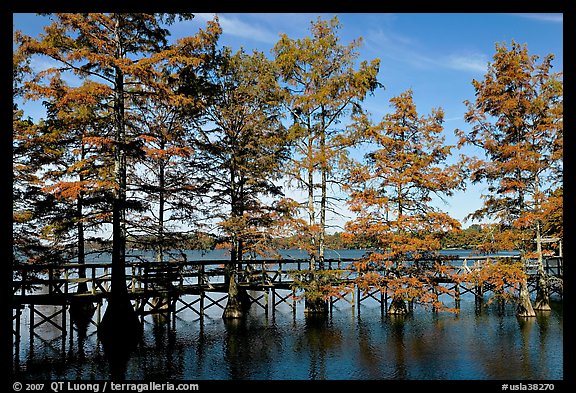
[[12, 255, 563, 341]]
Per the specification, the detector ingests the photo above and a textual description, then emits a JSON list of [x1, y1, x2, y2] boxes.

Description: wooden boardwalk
[[12, 255, 563, 346]]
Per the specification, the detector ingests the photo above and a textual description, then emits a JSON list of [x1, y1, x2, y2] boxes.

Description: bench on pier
[[139, 263, 182, 293]]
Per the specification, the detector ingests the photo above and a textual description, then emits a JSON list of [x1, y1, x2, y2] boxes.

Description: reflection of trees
[[68, 316, 89, 367], [388, 315, 408, 379], [136, 313, 182, 379], [356, 317, 382, 379], [517, 316, 537, 377], [15, 300, 562, 379], [468, 304, 554, 379], [223, 316, 284, 379], [380, 313, 458, 380], [294, 316, 343, 380], [525, 308, 561, 379]]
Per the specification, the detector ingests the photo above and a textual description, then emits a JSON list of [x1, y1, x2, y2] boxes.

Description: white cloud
[[365, 28, 434, 70], [444, 116, 463, 122], [365, 28, 488, 74], [446, 52, 489, 73], [510, 13, 563, 23], [195, 13, 279, 44]]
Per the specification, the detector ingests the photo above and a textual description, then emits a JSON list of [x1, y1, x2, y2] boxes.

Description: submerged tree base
[[69, 297, 96, 327], [98, 296, 143, 350], [223, 277, 251, 319], [532, 302, 552, 311], [516, 280, 536, 317], [387, 297, 409, 315], [304, 297, 328, 316], [534, 277, 552, 311], [223, 299, 245, 319]]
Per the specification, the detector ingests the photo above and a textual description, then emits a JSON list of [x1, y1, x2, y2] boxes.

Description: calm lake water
[[12, 249, 563, 382]]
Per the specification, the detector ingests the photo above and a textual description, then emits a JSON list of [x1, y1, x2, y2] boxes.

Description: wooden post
[[61, 304, 67, 354], [200, 292, 205, 317], [64, 269, 69, 295], [91, 266, 96, 295], [21, 269, 27, 296], [104, 266, 109, 292], [29, 304, 34, 347], [199, 264, 204, 289], [475, 283, 484, 307], [357, 285, 361, 316], [384, 287, 389, 313], [14, 306, 22, 346], [278, 262, 283, 283], [48, 267, 53, 295], [455, 284, 461, 309], [292, 289, 296, 318]]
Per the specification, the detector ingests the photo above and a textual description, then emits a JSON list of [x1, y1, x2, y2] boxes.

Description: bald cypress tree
[[190, 47, 289, 319], [345, 89, 466, 314], [457, 41, 563, 315], [14, 13, 220, 346], [273, 16, 380, 314]]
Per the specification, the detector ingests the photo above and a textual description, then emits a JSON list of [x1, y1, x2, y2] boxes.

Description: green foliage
[[289, 269, 353, 303]]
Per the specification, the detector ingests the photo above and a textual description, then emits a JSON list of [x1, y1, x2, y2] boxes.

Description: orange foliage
[[464, 259, 526, 304]]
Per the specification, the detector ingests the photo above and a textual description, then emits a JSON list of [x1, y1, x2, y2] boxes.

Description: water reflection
[[13, 297, 563, 380], [356, 316, 384, 379], [294, 315, 343, 380]]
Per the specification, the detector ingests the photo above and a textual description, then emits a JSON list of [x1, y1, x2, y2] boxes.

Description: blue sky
[[12, 13, 563, 231]]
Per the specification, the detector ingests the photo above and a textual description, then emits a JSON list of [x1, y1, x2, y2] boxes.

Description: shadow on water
[[294, 314, 343, 380], [98, 298, 143, 380], [223, 317, 248, 379], [387, 314, 410, 379], [222, 314, 287, 379]]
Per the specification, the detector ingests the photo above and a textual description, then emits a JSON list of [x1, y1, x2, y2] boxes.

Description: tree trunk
[[319, 124, 326, 270], [387, 295, 408, 315], [533, 221, 551, 311], [223, 237, 250, 319], [76, 174, 88, 294], [69, 181, 96, 325], [307, 144, 316, 270], [157, 156, 165, 264], [223, 270, 246, 319], [98, 29, 141, 344], [516, 278, 536, 317], [534, 273, 551, 311], [304, 292, 328, 316]]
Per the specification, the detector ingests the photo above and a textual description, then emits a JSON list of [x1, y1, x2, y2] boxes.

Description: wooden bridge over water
[[12, 255, 563, 346]]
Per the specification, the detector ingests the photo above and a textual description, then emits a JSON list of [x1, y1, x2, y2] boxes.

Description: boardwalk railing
[[11, 255, 563, 351], [12, 255, 562, 303], [12, 258, 356, 300]]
